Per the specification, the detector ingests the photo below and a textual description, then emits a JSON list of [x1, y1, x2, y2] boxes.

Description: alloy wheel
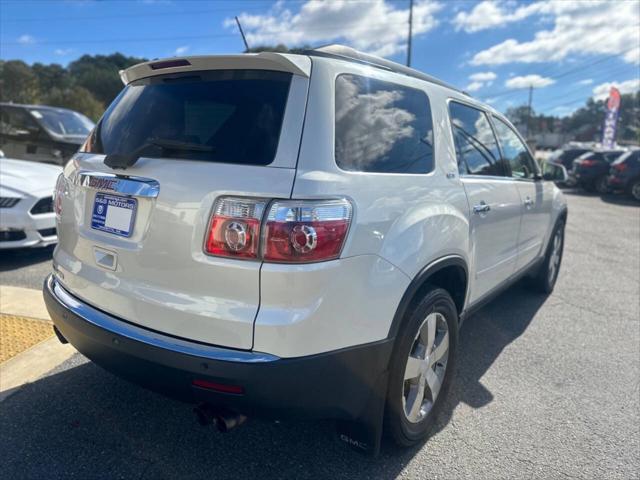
[[402, 312, 450, 423], [548, 229, 563, 285]]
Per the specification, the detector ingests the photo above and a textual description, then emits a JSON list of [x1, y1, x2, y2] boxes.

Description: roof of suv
[[120, 44, 465, 95]]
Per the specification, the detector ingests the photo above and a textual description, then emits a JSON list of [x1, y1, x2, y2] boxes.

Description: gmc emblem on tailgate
[[88, 177, 119, 191]]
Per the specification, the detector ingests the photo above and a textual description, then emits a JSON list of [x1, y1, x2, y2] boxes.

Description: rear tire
[[629, 180, 640, 202], [532, 220, 565, 294], [595, 175, 609, 194], [384, 287, 458, 447]]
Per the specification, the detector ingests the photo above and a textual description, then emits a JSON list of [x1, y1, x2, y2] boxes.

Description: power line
[[480, 46, 640, 100]]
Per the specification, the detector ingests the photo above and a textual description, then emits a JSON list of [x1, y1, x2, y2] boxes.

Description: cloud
[[54, 48, 73, 56], [577, 79, 594, 86], [453, 0, 543, 33], [174, 45, 189, 55], [592, 78, 640, 101], [466, 81, 484, 92], [505, 74, 555, 89], [225, 0, 442, 57], [468, 0, 640, 66], [17, 34, 35, 45], [465, 71, 497, 91], [469, 71, 497, 82]]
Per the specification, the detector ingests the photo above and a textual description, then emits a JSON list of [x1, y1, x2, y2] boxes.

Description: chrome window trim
[[46, 275, 279, 363]]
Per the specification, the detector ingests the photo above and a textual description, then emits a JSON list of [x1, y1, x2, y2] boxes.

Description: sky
[[1, 0, 639, 117]]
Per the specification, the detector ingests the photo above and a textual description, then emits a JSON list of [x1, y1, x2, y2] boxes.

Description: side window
[[0, 108, 39, 138], [335, 74, 434, 173], [492, 117, 538, 179], [448, 102, 503, 176]]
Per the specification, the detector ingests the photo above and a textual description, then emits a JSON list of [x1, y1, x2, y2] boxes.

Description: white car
[[0, 156, 61, 248], [43, 46, 568, 455]]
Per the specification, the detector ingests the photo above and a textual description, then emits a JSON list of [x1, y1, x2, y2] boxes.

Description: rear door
[[491, 115, 552, 271], [449, 101, 521, 303], [55, 65, 309, 349]]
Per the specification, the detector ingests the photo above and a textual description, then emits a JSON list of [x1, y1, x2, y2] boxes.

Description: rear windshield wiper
[[104, 138, 214, 169]]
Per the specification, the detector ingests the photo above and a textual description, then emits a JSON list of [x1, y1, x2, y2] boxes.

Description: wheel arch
[[387, 256, 468, 341]]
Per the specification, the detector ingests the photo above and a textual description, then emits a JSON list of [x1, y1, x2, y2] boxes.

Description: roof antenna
[[235, 16, 250, 52]]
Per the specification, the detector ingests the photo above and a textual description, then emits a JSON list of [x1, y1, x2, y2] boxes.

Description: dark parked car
[[548, 147, 591, 170], [608, 150, 640, 201], [0, 103, 94, 165], [572, 150, 626, 193]]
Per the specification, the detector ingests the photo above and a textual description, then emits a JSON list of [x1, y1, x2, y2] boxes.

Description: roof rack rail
[[303, 44, 467, 95]]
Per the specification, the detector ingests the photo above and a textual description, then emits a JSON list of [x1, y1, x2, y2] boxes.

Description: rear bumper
[[43, 274, 392, 421]]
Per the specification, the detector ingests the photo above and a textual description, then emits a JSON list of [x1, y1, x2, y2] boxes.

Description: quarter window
[[335, 74, 434, 174], [492, 117, 538, 179], [448, 102, 503, 176]]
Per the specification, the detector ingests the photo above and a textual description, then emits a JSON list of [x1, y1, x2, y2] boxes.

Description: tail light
[[205, 197, 267, 259], [53, 173, 66, 219], [263, 199, 352, 263], [580, 159, 598, 167], [204, 197, 352, 263], [613, 163, 628, 172]]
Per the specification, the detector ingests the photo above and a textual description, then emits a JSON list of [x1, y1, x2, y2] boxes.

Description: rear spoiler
[[119, 53, 311, 85]]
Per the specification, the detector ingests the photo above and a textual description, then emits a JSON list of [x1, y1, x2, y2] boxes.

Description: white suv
[[44, 45, 568, 455]]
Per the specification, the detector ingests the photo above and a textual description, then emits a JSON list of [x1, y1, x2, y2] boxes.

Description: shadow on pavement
[[0, 245, 54, 272], [0, 281, 547, 479]]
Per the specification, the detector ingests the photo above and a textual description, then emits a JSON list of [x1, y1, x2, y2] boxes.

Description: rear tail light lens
[[580, 159, 598, 167], [613, 163, 628, 172], [204, 197, 352, 263], [205, 197, 267, 259], [53, 173, 66, 219], [263, 199, 352, 263]]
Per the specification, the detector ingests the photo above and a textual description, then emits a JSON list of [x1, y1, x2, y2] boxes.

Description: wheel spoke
[[404, 355, 422, 380], [425, 368, 442, 401], [421, 313, 437, 353], [428, 331, 449, 367], [406, 376, 426, 421]]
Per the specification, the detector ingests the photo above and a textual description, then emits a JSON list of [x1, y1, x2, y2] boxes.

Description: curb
[[0, 285, 77, 401], [0, 285, 50, 320]]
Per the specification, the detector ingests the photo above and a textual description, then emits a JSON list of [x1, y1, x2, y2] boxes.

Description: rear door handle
[[473, 202, 491, 214], [524, 196, 534, 209]]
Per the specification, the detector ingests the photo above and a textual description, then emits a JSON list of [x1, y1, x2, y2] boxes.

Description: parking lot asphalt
[[1, 191, 638, 479]]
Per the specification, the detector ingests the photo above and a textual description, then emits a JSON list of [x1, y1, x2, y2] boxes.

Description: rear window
[[83, 70, 292, 166], [334, 74, 434, 174]]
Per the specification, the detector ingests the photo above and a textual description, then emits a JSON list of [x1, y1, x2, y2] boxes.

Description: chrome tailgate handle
[[77, 171, 160, 198]]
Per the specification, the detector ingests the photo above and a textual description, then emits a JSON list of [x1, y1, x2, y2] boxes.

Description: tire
[[384, 286, 458, 447], [595, 175, 609, 194], [532, 220, 565, 294], [629, 179, 640, 202]]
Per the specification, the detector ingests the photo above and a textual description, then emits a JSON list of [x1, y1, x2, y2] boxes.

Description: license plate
[[91, 193, 137, 238]]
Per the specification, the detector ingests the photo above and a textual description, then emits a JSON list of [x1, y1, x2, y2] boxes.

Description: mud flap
[[336, 370, 388, 456]]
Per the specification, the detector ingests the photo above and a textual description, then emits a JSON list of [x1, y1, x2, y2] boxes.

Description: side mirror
[[542, 162, 568, 183]]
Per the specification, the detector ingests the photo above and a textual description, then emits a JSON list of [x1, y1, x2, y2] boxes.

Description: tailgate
[[54, 64, 308, 349]]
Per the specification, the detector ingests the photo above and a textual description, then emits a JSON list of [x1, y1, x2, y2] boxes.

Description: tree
[[68, 53, 146, 105], [32, 62, 73, 94], [0, 60, 40, 103]]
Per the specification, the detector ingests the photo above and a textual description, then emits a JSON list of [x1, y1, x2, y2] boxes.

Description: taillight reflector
[[205, 197, 266, 259], [263, 199, 352, 263], [204, 197, 353, 263], [580, 159, 598, 167], [192, 379, 244, 394]]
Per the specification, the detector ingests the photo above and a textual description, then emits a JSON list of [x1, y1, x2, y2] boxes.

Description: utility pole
[[406, 0, 414, 67], [525, 84, 533, 139], [235, 16, 250, 52]]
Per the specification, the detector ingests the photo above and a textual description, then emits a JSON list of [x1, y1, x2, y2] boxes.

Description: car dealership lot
[[1, 191, 638, 479]]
